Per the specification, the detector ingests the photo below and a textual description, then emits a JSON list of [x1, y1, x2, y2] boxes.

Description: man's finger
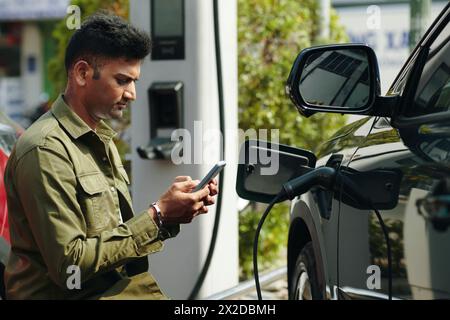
[[192, 200, 207, 212], [176, 179, 199, 191], [174, 176, 192, 182], [204, 196, 215, 206], [192, 186, 210, 201], [195, 205, 208, 215], [208, 183, 218, 196]]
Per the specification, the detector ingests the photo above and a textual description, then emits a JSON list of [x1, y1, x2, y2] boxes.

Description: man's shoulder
[[14, 111, 68, 160]]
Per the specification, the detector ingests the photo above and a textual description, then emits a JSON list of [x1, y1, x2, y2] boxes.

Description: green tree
[[239, 202, 290, 280], [238, 0, 348, 151], [238, 0, 349, 280]]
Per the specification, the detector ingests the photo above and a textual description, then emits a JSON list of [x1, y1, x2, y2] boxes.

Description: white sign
[[336, 3, 446, 94], [0, 77, 24, 116], [0, 0, 69, 21]]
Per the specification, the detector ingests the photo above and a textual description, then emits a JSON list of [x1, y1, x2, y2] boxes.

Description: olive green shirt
[[4, 95, 167, 299]]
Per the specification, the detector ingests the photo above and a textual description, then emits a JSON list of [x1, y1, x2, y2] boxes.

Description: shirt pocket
[[77, 172, 110, 234]]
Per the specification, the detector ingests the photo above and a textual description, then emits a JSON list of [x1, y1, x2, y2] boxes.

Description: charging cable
[[253, 193, 284, 300], [252, 167, 393, 300], [373, 208, 392, 300], [187, 0, 225, 299], [337, 173, 392, 300], [253, 167, 336, 300]]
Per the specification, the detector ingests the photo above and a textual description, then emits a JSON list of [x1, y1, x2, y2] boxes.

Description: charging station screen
[[153, 0, 183, 37], [155, 93, 178, 128]]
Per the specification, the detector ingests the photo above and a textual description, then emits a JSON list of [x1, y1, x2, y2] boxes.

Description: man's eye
[[116, 78, 129, 85]]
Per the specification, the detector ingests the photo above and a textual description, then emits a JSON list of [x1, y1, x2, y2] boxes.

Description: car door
[[337, 6, 450, 300]]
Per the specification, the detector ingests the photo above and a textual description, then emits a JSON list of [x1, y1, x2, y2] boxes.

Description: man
[[3, 13, 217, 299]]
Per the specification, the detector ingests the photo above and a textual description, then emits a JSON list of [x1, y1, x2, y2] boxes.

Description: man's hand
[[197, 177, 218, 216], [150, 176, 219, 224]]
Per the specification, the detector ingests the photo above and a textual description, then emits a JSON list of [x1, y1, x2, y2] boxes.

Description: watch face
[[156, 211, 164, 228]]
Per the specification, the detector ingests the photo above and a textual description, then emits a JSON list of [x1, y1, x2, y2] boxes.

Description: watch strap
[[150, 202, 180, 240]]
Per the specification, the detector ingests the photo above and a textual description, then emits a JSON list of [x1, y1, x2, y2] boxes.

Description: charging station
[[130, 0, 238, 299]]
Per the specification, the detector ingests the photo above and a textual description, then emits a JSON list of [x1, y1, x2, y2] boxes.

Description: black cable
[[253, 193, 284, 300], [373, 208, 392, 300], [346, 118, 392, 300], [335, 117, 378, 299], [336, 176, 343, 299], [338, 172, 393, 300], [188, 0, 225, 299]]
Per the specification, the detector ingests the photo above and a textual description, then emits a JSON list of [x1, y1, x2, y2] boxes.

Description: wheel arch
[[288, 199, 327, 299]]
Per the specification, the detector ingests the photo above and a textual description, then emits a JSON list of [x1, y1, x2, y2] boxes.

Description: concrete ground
[[235, 276, 288, 300]]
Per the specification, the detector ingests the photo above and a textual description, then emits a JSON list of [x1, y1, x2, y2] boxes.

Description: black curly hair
[[65, 12, 151, 75]]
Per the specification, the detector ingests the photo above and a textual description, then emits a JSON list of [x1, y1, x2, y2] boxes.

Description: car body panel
[[288, 3, 450, 300], [289, 196, 334, 298]]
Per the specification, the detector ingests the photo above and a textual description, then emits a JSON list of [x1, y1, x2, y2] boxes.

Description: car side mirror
[[286, 44, 389, 117], [236, 140, 316, 203]]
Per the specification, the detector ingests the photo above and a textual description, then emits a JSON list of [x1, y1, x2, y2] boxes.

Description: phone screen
[[192, 160, 226, 192]]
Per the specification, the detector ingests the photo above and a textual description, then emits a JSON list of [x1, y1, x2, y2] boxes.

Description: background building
[[333, 0, 448, 93], [0, 0, 69, 126]]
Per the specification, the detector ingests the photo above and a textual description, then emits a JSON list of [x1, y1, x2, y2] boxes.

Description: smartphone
[[192, 160, 226, 192]]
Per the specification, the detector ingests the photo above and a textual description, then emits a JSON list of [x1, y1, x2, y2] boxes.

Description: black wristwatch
[[150, 202, 180, 241]]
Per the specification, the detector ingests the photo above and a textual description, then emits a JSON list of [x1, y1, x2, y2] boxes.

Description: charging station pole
[[130, 0, 238, 299]]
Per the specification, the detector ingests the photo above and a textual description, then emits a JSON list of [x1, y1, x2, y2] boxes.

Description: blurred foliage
[[239, 202, 290, 280], [238, 0, 349, 152], [238, 0, 349, 279], [47, 0, 130, 164], [369, 215, 406, 279]]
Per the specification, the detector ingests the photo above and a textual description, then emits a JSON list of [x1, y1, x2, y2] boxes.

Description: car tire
[[289, 241, 323, 300]]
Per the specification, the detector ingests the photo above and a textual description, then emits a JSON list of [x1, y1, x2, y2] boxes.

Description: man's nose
[[124, 82, 136, 101]]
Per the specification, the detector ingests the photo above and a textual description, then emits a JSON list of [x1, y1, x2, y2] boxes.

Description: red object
[[0, 149, 10, 243]]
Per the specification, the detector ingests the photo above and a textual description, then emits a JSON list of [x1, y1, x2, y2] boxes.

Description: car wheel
[[289, 242, 323, 300]]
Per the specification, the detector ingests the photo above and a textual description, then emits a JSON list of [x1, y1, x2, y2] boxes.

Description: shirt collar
[[51, 94, 116, 140]]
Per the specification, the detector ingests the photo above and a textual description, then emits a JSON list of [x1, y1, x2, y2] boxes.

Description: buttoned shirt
[[4, 95, 167, 299]]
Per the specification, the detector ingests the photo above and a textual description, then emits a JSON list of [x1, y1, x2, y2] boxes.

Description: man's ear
[[72, 60, 91, 86]]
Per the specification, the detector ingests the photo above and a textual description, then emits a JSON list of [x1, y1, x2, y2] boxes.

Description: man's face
[[83, 57, 141, 121]]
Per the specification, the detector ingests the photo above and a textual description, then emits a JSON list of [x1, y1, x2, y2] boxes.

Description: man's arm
[[14, 144, 163, 288]]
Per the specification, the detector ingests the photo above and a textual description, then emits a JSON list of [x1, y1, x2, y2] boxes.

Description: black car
[[237, 3, 450, 300]]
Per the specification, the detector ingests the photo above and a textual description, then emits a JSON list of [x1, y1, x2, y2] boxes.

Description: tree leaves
[[238, 0, 349, 152], [237, 0, 351, 279]]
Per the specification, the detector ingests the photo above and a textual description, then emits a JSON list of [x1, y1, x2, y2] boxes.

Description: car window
[[388, 49, 419, 96], [406, 22, 450, 117]]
